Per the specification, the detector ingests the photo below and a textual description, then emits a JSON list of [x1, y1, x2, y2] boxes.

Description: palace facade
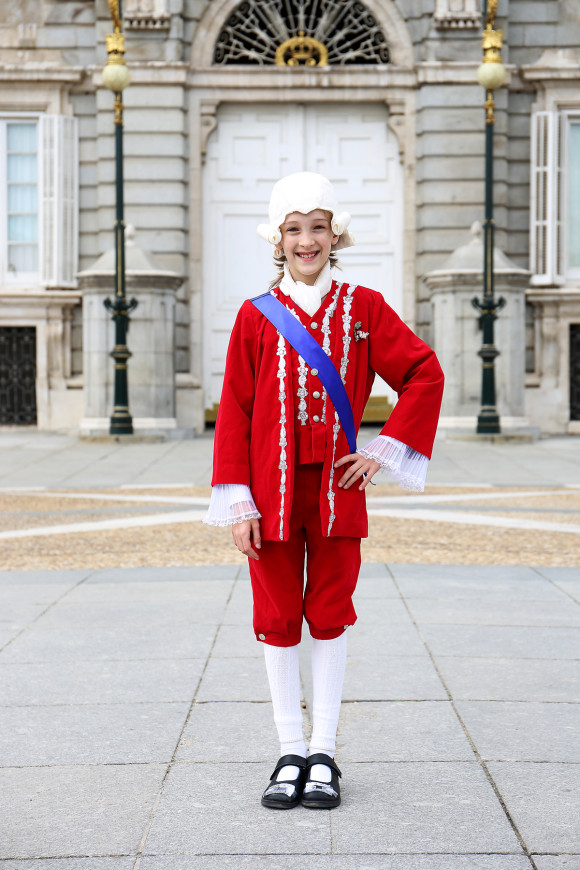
[[1, 0, 579, 434]]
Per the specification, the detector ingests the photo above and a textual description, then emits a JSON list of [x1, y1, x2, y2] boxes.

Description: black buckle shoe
[[261, 754, 307, 810], [301, 753, 342, 809]]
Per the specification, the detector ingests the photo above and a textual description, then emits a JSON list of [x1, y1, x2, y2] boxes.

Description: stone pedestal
[[77, 232, 183, 436], [424, 223, 531, 431]]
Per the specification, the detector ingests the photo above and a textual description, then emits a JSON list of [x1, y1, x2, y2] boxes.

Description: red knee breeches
[[249, 464, 361, 647]]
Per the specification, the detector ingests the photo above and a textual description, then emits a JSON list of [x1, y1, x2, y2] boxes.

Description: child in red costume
[[205, 172, 444, 810]]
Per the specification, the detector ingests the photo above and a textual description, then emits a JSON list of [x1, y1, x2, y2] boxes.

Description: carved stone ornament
[[124, 0, 170, 30], [214, 0, 390, 66], [433, 0, 481, 30]]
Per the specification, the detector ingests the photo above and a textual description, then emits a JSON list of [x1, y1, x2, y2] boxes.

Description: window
[[0, 113, 78, 288], [530, 109, 580, 285], [0, 119, 39, 283]]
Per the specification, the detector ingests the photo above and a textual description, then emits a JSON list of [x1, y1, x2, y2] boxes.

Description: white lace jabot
[[279, 261, 333, 318]]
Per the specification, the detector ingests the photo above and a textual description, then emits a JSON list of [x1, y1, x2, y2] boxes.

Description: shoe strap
[[270, 754, 307, 779], [305, 753, 342, 778]]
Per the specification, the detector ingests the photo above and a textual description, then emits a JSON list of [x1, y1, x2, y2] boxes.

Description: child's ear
[[332, 234, 339, 245]]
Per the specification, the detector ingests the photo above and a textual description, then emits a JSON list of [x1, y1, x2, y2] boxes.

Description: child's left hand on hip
[[334, 454, 381, 490]]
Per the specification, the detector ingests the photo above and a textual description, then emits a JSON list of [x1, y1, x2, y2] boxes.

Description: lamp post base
[[110, 409, 134, 435], [476, 409, 501, 434]]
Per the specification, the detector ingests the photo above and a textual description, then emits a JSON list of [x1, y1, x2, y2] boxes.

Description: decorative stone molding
[[386, 99, 406, 158], [433, 0, 481, 30], [200, 100, 220, 161], [521, 49, 580, 85], [124, 0, 170, 31]]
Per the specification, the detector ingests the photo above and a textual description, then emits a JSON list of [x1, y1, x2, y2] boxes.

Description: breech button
[[258, 633, 266, 641]]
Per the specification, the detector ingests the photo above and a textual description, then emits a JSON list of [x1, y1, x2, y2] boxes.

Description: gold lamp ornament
[[102, 0, 131, 94], [477, 0, 506, 94]]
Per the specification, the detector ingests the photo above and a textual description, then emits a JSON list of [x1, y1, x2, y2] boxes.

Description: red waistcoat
[[211, 281, 444, 542]]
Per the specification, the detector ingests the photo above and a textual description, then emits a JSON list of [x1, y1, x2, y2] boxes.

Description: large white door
[[203, 103, 403, 412]]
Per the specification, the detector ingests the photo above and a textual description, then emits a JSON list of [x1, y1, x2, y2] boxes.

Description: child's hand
[[334, 453, 381, 490], [232, 518, 262, 560]]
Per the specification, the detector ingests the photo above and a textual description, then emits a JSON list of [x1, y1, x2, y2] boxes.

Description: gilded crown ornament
[[275, 31, 328, 66]]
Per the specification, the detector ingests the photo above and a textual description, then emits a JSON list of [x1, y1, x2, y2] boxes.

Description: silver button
[[258, 633, 266, 641], [310, 321, 318, 329], [311, 368, 318, 376], [313, 415, 320, 423], [312, 390, 321, 399]]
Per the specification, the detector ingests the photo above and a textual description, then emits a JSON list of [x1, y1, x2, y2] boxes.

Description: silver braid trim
[[287, 306, 309, 426], [327, 284, 356, 535], [320, 283, 341, 425], [276, 332, 288, 541]]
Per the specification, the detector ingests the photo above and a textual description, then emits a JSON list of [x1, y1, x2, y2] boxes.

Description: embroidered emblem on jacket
[[354, 321, 369, 342]]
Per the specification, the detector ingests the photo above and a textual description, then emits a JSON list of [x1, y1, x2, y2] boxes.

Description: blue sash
[[251, 291, 357, 454]]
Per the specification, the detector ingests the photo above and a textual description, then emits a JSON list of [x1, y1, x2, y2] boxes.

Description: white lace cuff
[[203, 484, 262, 527], [358, 435, 429, 492]]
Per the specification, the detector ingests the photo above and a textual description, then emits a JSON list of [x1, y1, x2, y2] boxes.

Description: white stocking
[[309, 632, 347, 782], [263, 643, 306, 781]]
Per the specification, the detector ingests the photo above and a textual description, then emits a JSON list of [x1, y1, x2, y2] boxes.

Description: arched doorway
[[188, 0, 416, 425]]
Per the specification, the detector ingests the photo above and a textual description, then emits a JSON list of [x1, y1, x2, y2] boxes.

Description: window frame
[[563, 111, 580, 281], [0, 112, 42, 286]]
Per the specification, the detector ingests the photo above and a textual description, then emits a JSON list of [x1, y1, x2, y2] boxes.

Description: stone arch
[[190, 0, 414, 69]]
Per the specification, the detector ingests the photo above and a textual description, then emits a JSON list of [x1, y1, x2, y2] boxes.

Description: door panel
[[203, 102, 403, 411]]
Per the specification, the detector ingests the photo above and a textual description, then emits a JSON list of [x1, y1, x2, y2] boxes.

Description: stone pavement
[[0, 561, 578, 868], [0, 430, 579, 868]]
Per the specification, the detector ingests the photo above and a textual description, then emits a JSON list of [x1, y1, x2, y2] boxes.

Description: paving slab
[[196, 656, 271, 702], [329, 762, 522, 854], [221, 580, 254, 625], [86, 565, 240, 583], [456, 701, 580, 762], [175, 701, 277, 762], [1, 603, 59, 633], [405, 599, 580, 627], [533, 859, 580, 870], [0, 569, 94, 585], [143, 762, 331, 855], [420, 625, 580, 659], [0, 861, 134, 869], [390, 564, 542, 583], [343, 655, 447, 701], [435, 656, 580, 702], [350, 597, 416, 626], [0, 702, 189, 766], [139, 856, 532, 870], [37, 599, 228, 629], [0, 658, 206, 705], [0, 622, 217, 662], [63, 578, 234, 605], [212, 623, 263, 657], [487, 762, 580, 853], [337, 700, 473, 761], [393, 575, 568, 602], [347, 621, 429, 658], [0, 764, 166, 858]]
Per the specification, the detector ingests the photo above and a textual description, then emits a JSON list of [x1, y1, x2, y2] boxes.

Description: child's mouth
[[297, 251, 319, 261]]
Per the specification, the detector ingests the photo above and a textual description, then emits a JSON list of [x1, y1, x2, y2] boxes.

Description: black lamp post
[[102, 0, 138, 435], [471, 0, 506, 435]]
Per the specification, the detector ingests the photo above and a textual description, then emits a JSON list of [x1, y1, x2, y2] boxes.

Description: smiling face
[[279, 209, 339, 285]]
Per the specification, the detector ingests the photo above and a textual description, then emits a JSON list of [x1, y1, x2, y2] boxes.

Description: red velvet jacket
[[212, 281, 444, 542]]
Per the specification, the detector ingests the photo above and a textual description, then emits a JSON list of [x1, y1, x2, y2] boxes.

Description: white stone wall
[[1, 0, 580, 432]]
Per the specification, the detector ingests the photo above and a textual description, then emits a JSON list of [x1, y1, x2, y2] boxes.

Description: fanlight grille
[[213, 0, 390, 66]]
